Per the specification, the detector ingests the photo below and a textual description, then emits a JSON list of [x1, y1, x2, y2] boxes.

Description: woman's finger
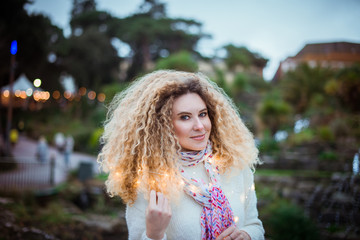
[[238, 230, 251, 240], [145, 191, 172, 239], [229, 229, 241, 239], [149, 190, 157, 208], [216, 225, 236, 240], [229, 229, 242, 240], [162, 194, 168, 209], [157, 191, 164, 208]]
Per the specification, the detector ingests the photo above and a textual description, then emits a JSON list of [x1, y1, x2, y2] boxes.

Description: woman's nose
[[193, 118, 204, 131]]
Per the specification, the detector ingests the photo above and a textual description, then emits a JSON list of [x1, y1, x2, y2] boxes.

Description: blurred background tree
[[223, 44, 268, 71], [155, 50, 198, 72], [59, 0, 121, 92], [0, 0, 64, 91], [113, 0, 208, 80], [257, 90, 292, 136], [280, 63, 334, 115]]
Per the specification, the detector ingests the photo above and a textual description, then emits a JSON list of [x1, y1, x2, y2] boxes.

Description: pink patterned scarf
[[179, 142, 235, 240]]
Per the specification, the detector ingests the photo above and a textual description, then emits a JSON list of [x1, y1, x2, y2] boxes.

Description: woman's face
[[172, 93, 212, 151]]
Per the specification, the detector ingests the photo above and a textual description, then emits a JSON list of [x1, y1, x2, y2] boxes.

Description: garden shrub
[[289, 128, 315, 145], [319, 151, 338, 161], [317, 126, 335, 142], [89, 127, 104, 151], [233, 73, 249, 92], [258, 135, 279, 154], [265, 201, 320, 240], [330, 118, 350, 138]]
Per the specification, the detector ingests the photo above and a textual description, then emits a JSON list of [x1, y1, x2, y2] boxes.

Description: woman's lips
[[191, 134, 205, 141]]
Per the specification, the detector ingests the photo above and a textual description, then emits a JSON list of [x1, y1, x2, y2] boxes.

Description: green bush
[[265, 201, 320, 240], [212, 68, 232, 97], [89, 127, 104, 150], [330, 118, 350, 138], [233, 73, 249, 92], [317, 126, 335, 142], [289, 128, 315, 145], [258, 136, 279, 154], [319, 151, 338, 161]]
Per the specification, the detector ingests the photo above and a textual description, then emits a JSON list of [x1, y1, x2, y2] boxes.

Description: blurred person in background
[[98, 70, 264, 240], [64, 135, 74, 168], [54, 132, 65, 153], [36, 135, 49, 164], [10, 128, 19, 147]]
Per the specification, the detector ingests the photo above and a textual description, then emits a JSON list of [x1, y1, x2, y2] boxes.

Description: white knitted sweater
[[126, 164, 265, 240]]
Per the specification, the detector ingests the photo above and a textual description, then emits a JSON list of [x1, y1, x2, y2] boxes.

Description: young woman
[[98, 70, 264, 240]]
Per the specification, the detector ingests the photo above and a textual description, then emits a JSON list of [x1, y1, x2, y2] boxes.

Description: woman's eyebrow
[[177, 108, 207, 115], [177, 111, 192, 115]]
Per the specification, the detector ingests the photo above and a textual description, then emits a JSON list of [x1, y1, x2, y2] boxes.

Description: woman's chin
[[182, 142, 207, 151]]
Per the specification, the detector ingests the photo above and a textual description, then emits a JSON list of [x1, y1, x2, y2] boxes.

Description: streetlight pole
[[5, 40, 17, 156]]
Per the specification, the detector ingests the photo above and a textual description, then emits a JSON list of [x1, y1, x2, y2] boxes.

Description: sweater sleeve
[[126, 194, 168, 240], [239, 167, 265, 240], [125, 195, 147, 240]]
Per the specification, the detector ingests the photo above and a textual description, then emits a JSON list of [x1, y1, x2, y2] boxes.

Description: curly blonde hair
[[97, 70, 260, 204]]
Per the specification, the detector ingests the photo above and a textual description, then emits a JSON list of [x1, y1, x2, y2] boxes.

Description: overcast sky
[[25, 0, 360, 80]]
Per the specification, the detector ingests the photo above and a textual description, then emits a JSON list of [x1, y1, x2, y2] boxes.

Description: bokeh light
[[64, 91, 72, 100], [20, 91, 27, 99], [33, 78, 42, 87], [97, 93, 106, 102], [3, 90, 9, 97], [15, 90, 21, 97], [26, 88, 33, 97], [52, 90, 60, 100], [79, 87, 87, 96], [88, 91, 96, 100]]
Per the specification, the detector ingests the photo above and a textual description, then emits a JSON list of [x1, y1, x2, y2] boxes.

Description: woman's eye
[[199, 112, 207, 117], [180, 115, 190, 120]]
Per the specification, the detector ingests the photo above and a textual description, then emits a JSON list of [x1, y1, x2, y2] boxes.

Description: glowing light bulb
[[79, 87, 87, 96], [97, 93, 106, 102], [26, 88, 33, 97], [3, 90, 9, 97], [88, 91, 96, 100], [33, 78, 41, 87], [53, 91, 60, 99]]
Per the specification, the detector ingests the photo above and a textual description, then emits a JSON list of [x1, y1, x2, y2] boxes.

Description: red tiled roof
[[295, 42, 360, 61]]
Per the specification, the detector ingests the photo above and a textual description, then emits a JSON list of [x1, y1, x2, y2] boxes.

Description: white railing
[[0, 157, 56, 191]]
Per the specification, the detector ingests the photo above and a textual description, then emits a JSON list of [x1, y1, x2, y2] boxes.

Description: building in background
[[272, 41, 360, 82]]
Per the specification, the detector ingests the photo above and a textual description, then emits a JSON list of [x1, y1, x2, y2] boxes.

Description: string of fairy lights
[[1, 86, 106, 103]]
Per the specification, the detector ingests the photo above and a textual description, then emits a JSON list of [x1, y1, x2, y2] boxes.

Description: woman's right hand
[[146, 190, 172, 240]]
